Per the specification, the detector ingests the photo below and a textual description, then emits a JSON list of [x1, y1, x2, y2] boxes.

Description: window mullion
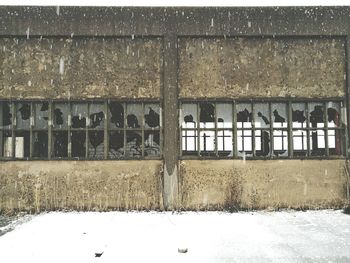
[[68, 101, 72, 158], [85, 102, 89, 159], [269, 102, 273, 158], [214, 102, 218, 157], [252, 101, 256, 157], [29, 102, 33, 159], [11, 101, 15, 159], [306, 102, 310, 157], [48, 101, 52, 160], [288, 100, 293, 158], [141, 102, 145, 157], [104, 100, 108, 160], [324, 101, 329, 156], [197, 103, 200, 157], [232, 100, 237, 159]]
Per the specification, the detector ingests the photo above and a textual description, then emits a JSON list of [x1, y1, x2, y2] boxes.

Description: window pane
[[1, 102, 12, 129], [273, 130, 288, 157], [71, 131, 86, 158], [216, 104, 232, 128], [88, 130, 104, 159], [144, 104, 160, 129], [217, 130, 232, 156], [126, 131, 142, 157], [327, 102, 341, 128], [15, 131, 30, 158], [34, 102, 49, 129], [52, 131, 68, 158], [255, 130, 270, 157], [328, 129, 342, 156], [126, 104, 142, 129], [237, 103, 252, 128], [182, 129, 197, 153], [310, 130, 325, 156], [109, 131, 124, 158], [16, 102, 31, 129], [292, 103, 306, 128], [272, 103, 287, 128], [255, 103, 270, 128], [182, 104, 197, 129], [199, 130, 215, 156], [199, 102, 215, 128], [89, 103, 105, 129], [71, 103, 88, 129], [145, 131, 160, 157], [108, 102, 124, 128], [309, 103, 324, 128], [293, 129, 307, 156], [1, 131, 12, 157], [33, 131, 48, 158], [237, 129, 252, 155], [53, 103, 69, 129]]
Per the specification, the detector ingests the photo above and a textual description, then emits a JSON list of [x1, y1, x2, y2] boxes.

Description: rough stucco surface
[[179, 37, 345, 98], [180, 160, 348, 210], [0, 160, 163, 214], [0, 37, 161, 99]]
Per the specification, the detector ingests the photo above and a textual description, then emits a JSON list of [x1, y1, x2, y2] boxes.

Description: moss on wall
[[179, 37, 345, 98]]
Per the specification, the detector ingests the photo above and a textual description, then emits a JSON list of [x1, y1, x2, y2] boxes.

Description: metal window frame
[[179, 98, 346, 160]]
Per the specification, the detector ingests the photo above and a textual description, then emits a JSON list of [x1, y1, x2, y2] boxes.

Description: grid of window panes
[[0, 101, 161, 160], [180, 101, 345, 158]]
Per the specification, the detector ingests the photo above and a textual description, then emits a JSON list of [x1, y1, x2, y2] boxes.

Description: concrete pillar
[[162, 27, 179, 210]]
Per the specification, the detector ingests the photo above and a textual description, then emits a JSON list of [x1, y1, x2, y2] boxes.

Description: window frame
[[0, 99, 162, 161], [179, 98, 347, 160]]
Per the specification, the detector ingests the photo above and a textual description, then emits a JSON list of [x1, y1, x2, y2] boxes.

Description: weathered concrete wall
[[179, 37, 345, 98], [0, 37, 162, 99], [180, 160, 348, 210], [0, 160, 163, 214]]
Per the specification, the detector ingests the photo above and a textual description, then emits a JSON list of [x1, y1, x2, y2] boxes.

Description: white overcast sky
[[0, 0, 349, 6]]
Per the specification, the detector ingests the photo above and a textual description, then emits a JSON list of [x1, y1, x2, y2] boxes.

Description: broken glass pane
[[216, 104, 232, 128], [34, 102, 49, 129], [1, 102, 12, 129], [327, 102, 341, 128], [199, 102, 215, 128], [71, 131, 86, 158], [71, 103, 88, 129], [16, 102, 31, 129], [255, 103, 270, 128], [292, 103, 307, 128], [144, 104, 160, 129], [109, 131, 124, 158], [182, 104, 197, 129], [88, 130, 104, 159], [89, 103, 104, 129], [126, 104, 142, 128], [236, 103, 252, 128], [32, 131, 48, 158], [108, 102, 124, 128], [199, 130, 215, 156], [53, 103, 69, 129], [144, 131, 160, 157], [52, 131, 68, 158], [15, 131, 30, 158], [310, 129, 325, 156], [182, 129, 197, 154], [309, 103, 324, 128], [125, 131, 142, 157], [272, 103, 287, 128], [273, 130, 288, 157], [255, 130, 270, 156], [217, 130, 232, 156]]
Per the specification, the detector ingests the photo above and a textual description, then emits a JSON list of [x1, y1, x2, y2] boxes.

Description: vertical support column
[[345, 36, 350, 158], [163, 32, 179, 210]]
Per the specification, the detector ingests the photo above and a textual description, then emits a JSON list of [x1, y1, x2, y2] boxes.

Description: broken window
[[180, 100, 345, 159], [0, 100, 161, 160]]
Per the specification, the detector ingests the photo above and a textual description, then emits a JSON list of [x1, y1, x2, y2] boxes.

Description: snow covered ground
[[0, 210, 350, 263]]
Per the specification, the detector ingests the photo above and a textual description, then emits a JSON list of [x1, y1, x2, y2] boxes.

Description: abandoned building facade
[[0, 6, 350, 213]]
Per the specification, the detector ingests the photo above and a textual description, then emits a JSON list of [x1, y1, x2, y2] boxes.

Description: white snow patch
[[0, 210, 349, 263]]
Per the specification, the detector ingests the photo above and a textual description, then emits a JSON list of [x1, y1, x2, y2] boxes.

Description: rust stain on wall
[[180, 160, 348, 210], [0, 160, 163, 214], [0, 37, 162, 99], [179, 37, 345, 98]]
